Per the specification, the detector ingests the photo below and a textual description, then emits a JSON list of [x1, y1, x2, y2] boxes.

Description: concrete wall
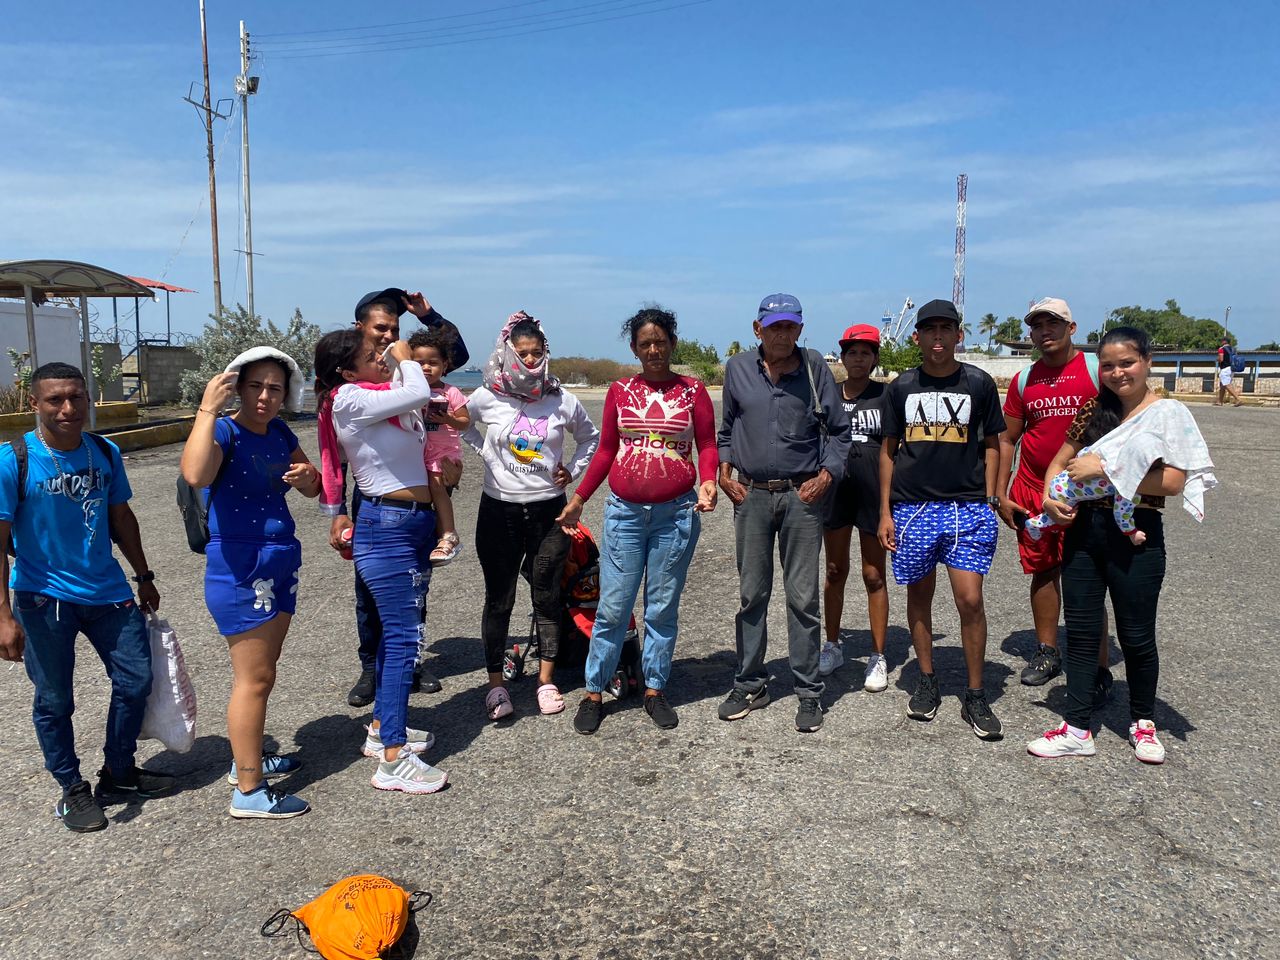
[[0, 301, 83, 372], [137, 344, 201, 404]]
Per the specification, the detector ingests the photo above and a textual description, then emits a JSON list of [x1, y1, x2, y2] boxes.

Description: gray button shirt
[[717, 347, 852, 482]]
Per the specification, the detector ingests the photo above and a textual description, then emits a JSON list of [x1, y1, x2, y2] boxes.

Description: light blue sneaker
[[228, 784, 310, 820], [226, 754, 302, 786]]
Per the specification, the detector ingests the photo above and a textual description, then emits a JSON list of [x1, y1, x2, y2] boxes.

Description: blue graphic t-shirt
[[0, 431, 134, 604], [207, 417, 300, 543]]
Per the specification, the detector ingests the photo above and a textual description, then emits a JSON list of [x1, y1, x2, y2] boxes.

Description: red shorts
[[1009, 472, 1062, 574]]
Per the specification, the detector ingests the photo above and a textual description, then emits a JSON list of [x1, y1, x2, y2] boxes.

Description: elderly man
[[717, 293, 851, 732], [333, 288, 469, 707]]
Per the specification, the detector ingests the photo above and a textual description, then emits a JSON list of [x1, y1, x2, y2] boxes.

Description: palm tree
[[979, 312, 999, 351]]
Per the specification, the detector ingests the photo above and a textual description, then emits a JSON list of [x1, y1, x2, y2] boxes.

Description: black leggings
[[1061, 505, 1166, 729], [475, 493, 570, 674]]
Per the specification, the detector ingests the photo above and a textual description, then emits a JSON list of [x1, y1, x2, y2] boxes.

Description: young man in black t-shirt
[[878, 300, 1006, 739]]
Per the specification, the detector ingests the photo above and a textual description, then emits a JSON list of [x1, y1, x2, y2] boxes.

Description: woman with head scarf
[[462, 311, 599, 721]]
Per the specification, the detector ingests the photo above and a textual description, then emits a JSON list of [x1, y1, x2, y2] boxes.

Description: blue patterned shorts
[[890, 500, 998, 585]]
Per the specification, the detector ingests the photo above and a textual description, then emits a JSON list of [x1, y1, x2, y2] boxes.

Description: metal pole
[[1224, 306, 1231, 340], [112, 298, 119, 342], [240, 19, 255, 318], [80, 295, 97, 430], [166, 289, 172, 343], [201, 0, 224, 319], [22, 284, 38, 370]]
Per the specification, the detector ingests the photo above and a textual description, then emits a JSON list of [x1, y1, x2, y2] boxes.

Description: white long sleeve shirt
[[333, 358, 433, 499], [463, 386, 599, 503]]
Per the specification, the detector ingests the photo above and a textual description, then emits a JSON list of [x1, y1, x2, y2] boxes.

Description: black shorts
[[825, 474, 880, 535]]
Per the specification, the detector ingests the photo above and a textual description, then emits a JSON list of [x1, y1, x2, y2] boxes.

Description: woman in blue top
[[180, 348, 321, 819]]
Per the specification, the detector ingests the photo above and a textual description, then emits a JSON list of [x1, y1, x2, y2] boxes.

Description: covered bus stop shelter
[[0, 259, 154, 428]]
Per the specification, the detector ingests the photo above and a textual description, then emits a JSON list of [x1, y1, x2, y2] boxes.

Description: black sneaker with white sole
[[95, 765, 177, 804], [412, 666, 443, 694], [574, 697, 603, 735], [643, 692, 678, 729], [795, 698, 823, 732], [960, 689, 1004, 740], [717, 686, 771, 721], [1020, 644, 1062, 686], [907, 673, 941, 721], [56, 781, 108, 833]]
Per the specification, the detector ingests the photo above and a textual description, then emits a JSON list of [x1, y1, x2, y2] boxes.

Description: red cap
[[838, 324, 881, 351]]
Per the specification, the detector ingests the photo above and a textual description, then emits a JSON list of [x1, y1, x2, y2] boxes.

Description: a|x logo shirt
[[0, 431, 134, 604], [881, 364, 1006, 504]]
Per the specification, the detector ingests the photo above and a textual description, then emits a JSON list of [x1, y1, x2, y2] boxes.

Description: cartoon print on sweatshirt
[[506, 412, 549, 466]]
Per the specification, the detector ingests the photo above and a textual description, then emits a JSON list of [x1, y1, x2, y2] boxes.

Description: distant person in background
[[1215, 336, 1244, 407], [556, 305, 719, 735], [820, 324, 890, 693], [334, 288, 469, 707], [995, 297, 1108, 694], [0, 362, 173, 834]]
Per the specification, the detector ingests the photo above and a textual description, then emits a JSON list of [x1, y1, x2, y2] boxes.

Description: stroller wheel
[[606, 668, 630, 700], [502, 646, 524, 682]]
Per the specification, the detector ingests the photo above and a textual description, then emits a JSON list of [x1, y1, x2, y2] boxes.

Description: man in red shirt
[[996, 298, 1106, 687]]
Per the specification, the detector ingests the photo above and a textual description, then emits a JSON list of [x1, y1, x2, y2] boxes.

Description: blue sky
[[2, 1, 1277, 359]]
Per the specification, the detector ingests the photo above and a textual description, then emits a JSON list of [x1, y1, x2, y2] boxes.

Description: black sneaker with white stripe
[[56, 781, 108, 833], [960, 689, 1003, 741]]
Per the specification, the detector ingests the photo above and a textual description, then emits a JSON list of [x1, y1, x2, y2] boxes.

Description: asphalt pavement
[[0, 397, 1275, 960]]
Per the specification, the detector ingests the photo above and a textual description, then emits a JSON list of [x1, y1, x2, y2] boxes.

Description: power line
[[255, 0, 711, 61], [256, 0, 571, 39]]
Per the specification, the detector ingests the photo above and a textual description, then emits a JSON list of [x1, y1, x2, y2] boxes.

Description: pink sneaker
[[1027, 721, 1096, 758]]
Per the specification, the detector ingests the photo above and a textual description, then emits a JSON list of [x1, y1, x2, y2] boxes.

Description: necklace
[[34, 426, 94, 502]]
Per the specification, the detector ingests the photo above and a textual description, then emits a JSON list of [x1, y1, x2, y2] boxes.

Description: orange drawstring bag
[[261, 875, 429, 960]]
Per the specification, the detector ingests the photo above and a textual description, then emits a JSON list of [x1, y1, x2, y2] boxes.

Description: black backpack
[[176, 418, 236, 554], [5, 432, 116, 556]]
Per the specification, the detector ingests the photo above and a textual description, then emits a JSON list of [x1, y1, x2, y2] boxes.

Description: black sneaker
[[412, 666, 443, 694], [643, 691, 678, 729], [1094, 666, 1114, 708], [907, 673, 941, 721], [1020, 644, 1062, 686], [55, 781, 108, 833], [95, 765, 177, 804], [574, 697, 603, 735], [347, 668, 376, 707], [960, 689, 1004, 741], [717, 686, 771, 721], [795, 698, 823, 733]]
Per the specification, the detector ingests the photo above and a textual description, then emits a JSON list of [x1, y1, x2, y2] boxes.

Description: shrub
[[550, 356, 639, 386], [179, 304, 322, 407]]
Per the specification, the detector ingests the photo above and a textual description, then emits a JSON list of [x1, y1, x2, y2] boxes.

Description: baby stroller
[[502, 522, 641, 700]]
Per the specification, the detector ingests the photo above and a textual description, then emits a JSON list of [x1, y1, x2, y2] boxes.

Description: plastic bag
[[261, 875, 429, 960], [139, 614, 197, 753]]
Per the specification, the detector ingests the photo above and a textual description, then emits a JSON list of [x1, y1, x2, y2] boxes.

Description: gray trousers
[[732, 486, 824, 698]]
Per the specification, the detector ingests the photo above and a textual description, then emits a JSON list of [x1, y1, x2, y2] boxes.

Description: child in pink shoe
[[409, 329, 469, 565]]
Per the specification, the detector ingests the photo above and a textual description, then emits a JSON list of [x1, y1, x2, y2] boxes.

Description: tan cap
[[1023, 297, 1072, 325]]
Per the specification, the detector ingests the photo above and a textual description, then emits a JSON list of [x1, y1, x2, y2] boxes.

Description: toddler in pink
[[410, 329, 470, 565]]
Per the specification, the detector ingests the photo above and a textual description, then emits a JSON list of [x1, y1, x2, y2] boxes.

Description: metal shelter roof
[[127, 275, 197, 295], [0, 259, 155, 303]]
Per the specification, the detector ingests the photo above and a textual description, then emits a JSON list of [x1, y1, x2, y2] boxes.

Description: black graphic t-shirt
[[881, 364, 1006, 504], [840, 380, 886, 497]]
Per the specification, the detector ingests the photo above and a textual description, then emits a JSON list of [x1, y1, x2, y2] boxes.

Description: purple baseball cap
[[757, 293, 803, 327]]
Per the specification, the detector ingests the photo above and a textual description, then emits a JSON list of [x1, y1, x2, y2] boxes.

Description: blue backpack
[[1225, 344, 1246, 373]]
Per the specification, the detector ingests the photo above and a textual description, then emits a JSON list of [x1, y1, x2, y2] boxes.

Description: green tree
[[1105, 300, 1227, 350], [996, 316, 1024, 342], [179, 304, 322, 407], [1257, 341, 1280, 351], [671, 338, 720, 366], [878, 339, 922, 373], [90, 345, 123, 402], [725, 340, 743, 357], [979, 312, 999, 350]]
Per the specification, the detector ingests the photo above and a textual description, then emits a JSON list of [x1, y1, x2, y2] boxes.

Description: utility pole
[[184, 0, 232, 320], [236, 20, 260, 318], [1224, 306, 1232, 340], [952, 173, 967, 320]]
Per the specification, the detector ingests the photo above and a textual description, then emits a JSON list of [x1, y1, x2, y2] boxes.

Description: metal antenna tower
[[952, 173, 967, 318], [236, 20, 261, 318]]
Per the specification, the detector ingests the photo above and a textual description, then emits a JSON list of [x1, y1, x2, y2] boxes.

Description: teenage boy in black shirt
[[878, 300, 1006, 739]]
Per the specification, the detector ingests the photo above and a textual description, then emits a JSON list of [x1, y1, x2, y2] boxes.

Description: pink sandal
[[430, 532, 463, 566], [536, 683, 565, 715], [485, 686, 513, 721]]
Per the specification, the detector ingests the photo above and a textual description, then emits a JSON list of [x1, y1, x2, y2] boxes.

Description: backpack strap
[[1082, 352, 1100, 391], [10, 435, 28, 504], [801, 348, 829, 437]]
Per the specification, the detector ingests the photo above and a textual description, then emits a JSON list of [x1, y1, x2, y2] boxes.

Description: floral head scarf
[[482, 310, 561, 402]]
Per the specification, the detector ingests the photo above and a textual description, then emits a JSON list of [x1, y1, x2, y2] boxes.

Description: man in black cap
[[878, 299, 1007, 740], [337, 289, 469, 706]]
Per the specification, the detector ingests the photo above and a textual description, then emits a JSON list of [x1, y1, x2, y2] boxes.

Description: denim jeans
[[1061, 505, 1166, 729], [15, 593, 152, 788], [351, 488, 382, 673], [733, 486, 824, 698], [353, 500, 435, 748], [584, 491, 701, 693]]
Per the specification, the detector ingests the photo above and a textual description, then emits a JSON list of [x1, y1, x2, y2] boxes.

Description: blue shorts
[[204, 537, 302, 636], [890, 501, 998, 585]]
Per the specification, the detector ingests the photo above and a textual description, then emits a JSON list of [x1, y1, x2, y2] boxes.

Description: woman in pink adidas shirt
[[556, 306, 719, 734]]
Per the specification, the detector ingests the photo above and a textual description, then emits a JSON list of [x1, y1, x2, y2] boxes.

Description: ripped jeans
[[353, 500, 435, 749], [475, 493, 570, 675]]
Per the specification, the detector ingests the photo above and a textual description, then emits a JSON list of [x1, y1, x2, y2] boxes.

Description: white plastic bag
[[139, 614, 197, 753]]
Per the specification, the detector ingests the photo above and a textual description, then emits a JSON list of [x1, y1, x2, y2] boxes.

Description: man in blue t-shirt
[[0, 362, 173, 833]]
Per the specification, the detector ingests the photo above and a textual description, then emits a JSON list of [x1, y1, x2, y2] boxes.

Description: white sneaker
[[362, 723, 436, 758], [1027, 722, 1096, 758], [371, 748, 448, 794], [1129, 720, 1165, 764], [863, 653, 888, 692], [818, 642, 845, 676]]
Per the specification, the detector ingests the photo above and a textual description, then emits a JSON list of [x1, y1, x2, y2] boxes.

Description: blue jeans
[[733, 486, 824, 698], [584, 491, 701, 692], [15, 593, 152, 788], [351, 488, 382, 673], [353, 501, 435, 749]]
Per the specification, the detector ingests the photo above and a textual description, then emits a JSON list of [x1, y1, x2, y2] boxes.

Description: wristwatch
[[132, 571, 156, 583], [985, 496, 1001, 508]]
